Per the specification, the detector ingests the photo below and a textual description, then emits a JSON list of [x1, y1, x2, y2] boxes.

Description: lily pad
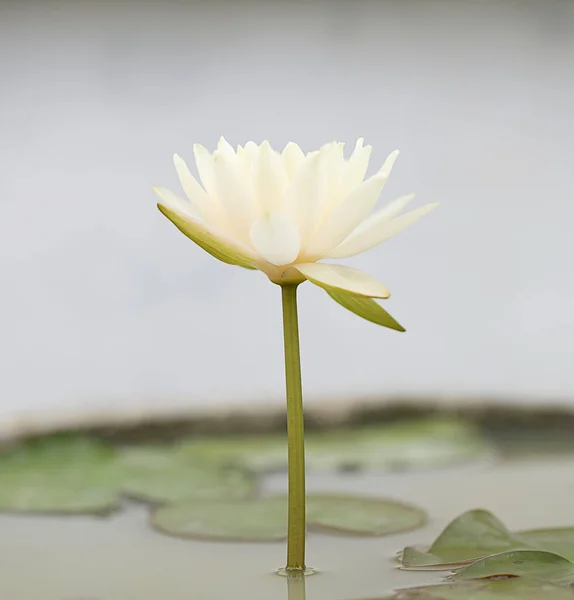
[[307, 494, 426, 536], [183, 418, 490, 473], [401, 510, 528, 568], [118, 446, 255, 503], [151, 494, 426, 541], [401, 510, 574, 569], [519, 528, 574, 562], [151, 496, 288, 541], [0, 436, 257, 514], [389, 578, 574, 599], [0, 435, 121, 513], [452, 551, 574, 586]]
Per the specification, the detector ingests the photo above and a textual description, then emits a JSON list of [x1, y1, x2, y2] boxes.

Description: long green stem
[[281, 283, 306, 572]]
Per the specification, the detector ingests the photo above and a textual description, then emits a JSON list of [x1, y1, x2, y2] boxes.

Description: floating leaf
[[401, 510, 527, 568], [306, 419, 489, 472], [181, 435, 287, 472], [152, 494, 426, 541], [453, 551, 574, 586], [401, 510, 574, 570], [0, 437, 256, 514], [184, 418, 490, 473], [0, 435, 121, 514], [389, 578, 574, 599], [307, 494, 426, 536], [519, 528, 574, 562], [118, 446, 255, 503], [152, 496, 288, 541]]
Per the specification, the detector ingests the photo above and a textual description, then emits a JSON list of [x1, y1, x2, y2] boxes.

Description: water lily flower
[[153, 137, 439, 573], [154, 138, 438, 329]]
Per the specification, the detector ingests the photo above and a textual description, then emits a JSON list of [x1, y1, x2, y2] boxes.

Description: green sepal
[[326, 289, 405, 331], [158, 204, 256, 270]]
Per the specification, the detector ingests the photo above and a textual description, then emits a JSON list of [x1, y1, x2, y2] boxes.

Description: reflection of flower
[[154, 138, 438, 311]]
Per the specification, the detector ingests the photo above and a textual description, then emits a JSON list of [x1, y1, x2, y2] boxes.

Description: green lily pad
[[389, 578, 574, 599], [452, 551, 574, 586], [151, 494, 426, 541], [307, 494, 426, 536], [401, 510, 574, 569], [401, 510, 528, 568], [183, 418, 490, 473], [0, 436, 257, 514], [151, 496, 288, 541], [0, 435, 121, 513], [519, 528, 574, 562], [118, 446, 255, 503], [181, 435, 286, 472]]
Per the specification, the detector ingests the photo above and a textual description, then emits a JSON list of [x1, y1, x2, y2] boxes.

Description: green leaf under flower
[[157, 204, 256, 269], [327, 289, 405, 331]]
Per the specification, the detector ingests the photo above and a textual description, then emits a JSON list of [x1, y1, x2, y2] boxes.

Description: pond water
[[0, 453, 573, 600]]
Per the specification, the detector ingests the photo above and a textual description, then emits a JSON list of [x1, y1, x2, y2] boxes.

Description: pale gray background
[[1, 0, 573, 418]]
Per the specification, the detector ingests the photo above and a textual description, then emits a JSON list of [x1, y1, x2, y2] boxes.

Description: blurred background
[[1, 0, 573, 421]]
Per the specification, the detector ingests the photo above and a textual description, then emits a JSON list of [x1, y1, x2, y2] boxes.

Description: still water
[[0, 455, 573, 599]]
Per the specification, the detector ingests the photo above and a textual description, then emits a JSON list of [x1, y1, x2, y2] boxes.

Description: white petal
[[325, 142, 345, 181], [217, 136, 236, 162], [173, 154, 222, 226], [251, 141, 287, 213], [349, 193, 416, 239], [281, 142, 305, 180], [244, 141, 259, 156], [327, 202, 440, 259], [212, 150, 255, 239], [236, 146, 248, 181], [284, 151, 325, 245], [295, 263, 390, 298], [249, 212, 301, 266], [344, 138, 372, 191], [305, 171, 390, 257], [373, 192, 415, 221], [193, 144, 216, 196], [152, 185, 201, 220], [323, 142, 346, 210], [379, 149, 400, 177], [236, 141, 259, 184]]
